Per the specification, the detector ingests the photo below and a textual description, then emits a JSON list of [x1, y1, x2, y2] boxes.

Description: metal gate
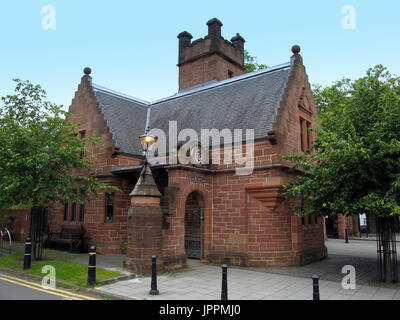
[[30, 207, 48, 261], [185, 208, 203, 259], [376, 216, 398, 283]]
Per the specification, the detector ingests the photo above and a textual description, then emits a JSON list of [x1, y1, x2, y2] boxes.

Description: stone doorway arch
[[184, 192, 204, 259]]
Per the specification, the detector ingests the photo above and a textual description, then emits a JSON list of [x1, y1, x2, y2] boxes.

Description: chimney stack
[[177, 18, 245, 91], [177, 31, 193, 65]]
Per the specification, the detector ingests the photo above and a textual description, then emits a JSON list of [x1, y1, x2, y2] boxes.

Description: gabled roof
[[91, 62, 292, 156], [92, 85, 148, 155], [150, 63, 291, 147]]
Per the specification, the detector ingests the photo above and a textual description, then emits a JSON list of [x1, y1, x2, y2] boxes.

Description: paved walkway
[[97, 260, 400, 300], [97, 239, 400, 300], [251, 239, 393, 288], [8, 239, 400, 300]]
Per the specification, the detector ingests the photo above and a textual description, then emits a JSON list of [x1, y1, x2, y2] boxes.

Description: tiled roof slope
[[91, 63, 291, 155], [92, 85, 149, 155], [150, 64, 290, 147]]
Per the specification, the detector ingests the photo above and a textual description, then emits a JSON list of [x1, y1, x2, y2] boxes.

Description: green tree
[[0, 79, 117, 210], [284, 65, 400, 281], [244, 50, 268, 73]]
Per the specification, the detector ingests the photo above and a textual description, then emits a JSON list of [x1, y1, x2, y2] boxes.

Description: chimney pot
[[206, 18, 223, 38], [177, 31, 193, 64], [177, 31, 193, 40], [231, 33, 245, 51]]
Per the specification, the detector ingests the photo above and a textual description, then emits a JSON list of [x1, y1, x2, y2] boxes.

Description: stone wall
[[178, 19, 245, 90], [46, 74, 141, 254]]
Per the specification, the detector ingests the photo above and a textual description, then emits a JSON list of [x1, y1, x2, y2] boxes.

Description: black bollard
[[311, 274, 320, 300], [23, 237, 32, 270], [221, 264, 228, 300], [345, 229, 349, 243], [87, 246, 96, 287], [149, 256, 159, 295]]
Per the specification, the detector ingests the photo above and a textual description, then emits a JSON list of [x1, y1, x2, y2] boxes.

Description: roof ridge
[[92, 83, 150, 107], [149, 62, 291, 105], [91, 62, 291, 108]]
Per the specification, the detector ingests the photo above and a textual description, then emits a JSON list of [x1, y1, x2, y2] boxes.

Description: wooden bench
[[48, 225, 84, 252]]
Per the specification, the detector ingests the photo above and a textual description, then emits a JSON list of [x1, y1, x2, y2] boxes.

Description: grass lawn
[[0, 253, 122, 287]]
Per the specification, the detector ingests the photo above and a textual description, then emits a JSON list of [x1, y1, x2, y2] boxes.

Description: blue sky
[[0, 1, 399, 109]]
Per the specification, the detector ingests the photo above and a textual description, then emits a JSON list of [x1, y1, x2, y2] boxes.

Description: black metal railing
[[376, 217, 398, 283]]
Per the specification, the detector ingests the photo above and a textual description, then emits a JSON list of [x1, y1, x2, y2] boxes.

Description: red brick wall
[[46, 75, 141, 254], [179, 54, 244, 90], [5, 209, 30, 242], [273, 54, 319, 160], [338, 214, 359, 239], [179, 35, 244, 90], [163, 162, 325, 267], [160, 53, 326, 267], [162, 169, 213, 263]]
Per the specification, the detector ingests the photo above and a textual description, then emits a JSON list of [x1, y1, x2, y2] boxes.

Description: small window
[[79, 131, 86, 159], [315, 215, 318, 224], [301, 217, 305, 225], [300, 118, 312, 152], [300, 118, 305, 152], [228, 70, 234, 78], [63, 202, 69, 221], [105, 192, 115, 223], [79, 189, 85, 222], [71, 201, 76, 221]]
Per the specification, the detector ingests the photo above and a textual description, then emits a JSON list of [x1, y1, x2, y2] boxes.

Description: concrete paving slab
[[98, 258, 400, 300]]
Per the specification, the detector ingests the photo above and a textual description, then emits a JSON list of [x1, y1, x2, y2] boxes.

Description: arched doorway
[[184, 192, 204, 259]]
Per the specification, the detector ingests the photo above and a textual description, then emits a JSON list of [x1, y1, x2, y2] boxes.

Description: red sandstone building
[[46, 18, 328, 270]]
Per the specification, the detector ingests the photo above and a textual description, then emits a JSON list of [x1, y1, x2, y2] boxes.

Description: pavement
[[248, 239, 393, 288], [4, 238, 400, 300], [96, 239, 400, 300], [97, 260, 400, 300]]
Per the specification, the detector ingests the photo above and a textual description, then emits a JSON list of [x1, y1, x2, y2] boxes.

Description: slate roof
[[91, 62, 292, 156], [92, 85, 149, 155]]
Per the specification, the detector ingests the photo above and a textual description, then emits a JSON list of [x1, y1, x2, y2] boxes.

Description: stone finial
[[207, 18, 223, 38], [207, 17, 223, 26], [178, 31, 193, 64], [177, 31, 193, 40], [231, 33, 245, 53], [83, 67, 92, 75], [291, 45, 301, 55], [129, 166, 162, 198], [231, 33, 245, 44]]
